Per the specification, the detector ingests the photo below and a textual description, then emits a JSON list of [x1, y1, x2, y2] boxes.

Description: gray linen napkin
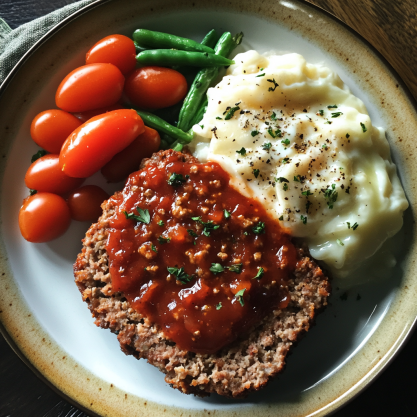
[[0, 0, 95, 85]]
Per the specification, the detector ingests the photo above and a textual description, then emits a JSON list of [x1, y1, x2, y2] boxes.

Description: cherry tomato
[[30, 109, 82, 153], [19, 193, 71, 242], [101, 126, 160, 182], [124, 66, 187, 110], [86, 34, 136, 75], [72, 103, 124, 123], [55, 63, 125, 113], [25, 154, 84, 195], [67, 185, 109, 222], [59, 109, 145, 178]]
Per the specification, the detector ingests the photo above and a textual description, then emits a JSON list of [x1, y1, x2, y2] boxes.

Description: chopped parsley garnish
[[187, 229, 198, 237], [232, 31, 244, 45], [256, 73, 265, 77], [252, 267, 264, 280], [276, 177, 289, 183], [227, 263, 243, 273], [267, 78, 279, 92], [301, 215, 307, 224], [325, 121, 332, 124], [224, 209, 231, 219], [262, 142, 272, 150], [210, 263, 224, 274], [294, 175, 301, 182], [123, 207, 151, 224], [167, 267, 193, 284], [322, 144, 328, 150], [167, 172, 189, 187], [318, 109, 324, 116], [347, 221, 359, 230], [331, 112, 343, 118], [200, 125, 204, 129], [324, 184, 338, 209], [251, 130, 259, 137], [282, 157, 290, 164], [235, 289, 246, 306], [336, 239, 344, 246], [216, 302, 222, 310], [271, 112, 277, 121], [29, 189, 37, 196], [157, 220, 165, 226], [281, 138, 290, 146], [216, 116, 222, 120], [252, 221, 266, 235], [236, 147, 247, 156], [346, 133, 350, 138], [302, 190, 313, 196], [283, 183, 288, 191], [360, 122, 367, 132], [151, 244, 157, 252], [31, 149, 47, 163], [224, 106, 240, 120], [327, 104, 338, 109], [191, 216, 220, 236], [158, 236, 171, 244], [268, 128, 282, 138], [253, 169, 260, 178], [279, 215, 284, 220]]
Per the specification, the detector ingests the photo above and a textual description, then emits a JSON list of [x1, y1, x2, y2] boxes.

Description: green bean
[[172, 142, 184, 152], [133, 41, 147, 54], [136, 50, 234, 67], [190, 96, 208, 127], [200, 29, 219, 49], [133, 29, 214, 54], [134, 109, 194, 144], [171, 29, 220, 82], [177, 32, 239, 131]]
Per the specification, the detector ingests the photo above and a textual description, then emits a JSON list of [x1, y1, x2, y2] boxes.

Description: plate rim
[[0, 0, 416, 415]]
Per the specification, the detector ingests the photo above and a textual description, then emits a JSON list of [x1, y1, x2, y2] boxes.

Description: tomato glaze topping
[[106, 151, 298, 354]]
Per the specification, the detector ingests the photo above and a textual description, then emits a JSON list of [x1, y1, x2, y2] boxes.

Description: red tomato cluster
[[19, 33, 187, 243]]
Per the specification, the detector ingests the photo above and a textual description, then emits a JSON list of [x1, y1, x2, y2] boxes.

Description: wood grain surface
[[0, 1, 416, 416], [308, 0, 417, 100]]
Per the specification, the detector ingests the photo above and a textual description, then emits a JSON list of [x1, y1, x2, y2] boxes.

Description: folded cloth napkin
[[0, 0, 95, 85]]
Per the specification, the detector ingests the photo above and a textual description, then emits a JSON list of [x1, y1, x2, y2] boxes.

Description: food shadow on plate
[[200, 208, 414, 405]]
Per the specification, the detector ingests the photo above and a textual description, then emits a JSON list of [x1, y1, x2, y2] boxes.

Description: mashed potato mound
[[190, 51, 408, 277]]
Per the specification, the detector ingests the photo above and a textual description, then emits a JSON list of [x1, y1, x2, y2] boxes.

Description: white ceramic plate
[[1, 1, 416, 416]]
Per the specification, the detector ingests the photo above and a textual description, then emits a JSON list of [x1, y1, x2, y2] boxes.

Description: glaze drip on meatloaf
[[74, 150, 330, 397]]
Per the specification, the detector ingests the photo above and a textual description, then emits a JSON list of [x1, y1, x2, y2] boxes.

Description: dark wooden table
[[1, 1, 416, 416]]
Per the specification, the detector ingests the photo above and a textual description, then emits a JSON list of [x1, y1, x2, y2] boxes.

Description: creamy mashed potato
[[189, 51, 408, 277]]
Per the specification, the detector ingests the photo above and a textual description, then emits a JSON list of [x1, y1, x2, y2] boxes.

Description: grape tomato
[[56, 63, 125, 113], [101, 126, 161, 182], [25, 154, 84, 195], [19, 193, 71, 243], [67, 185, 110, 222], [30, 109, 82, 154], [124, 66, 187, 109], [86, 34, 136, 75], [59, 109, 145, 178], [72, 103, 124, 123]]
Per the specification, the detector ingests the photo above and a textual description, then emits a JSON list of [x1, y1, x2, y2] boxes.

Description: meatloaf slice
[[74, 150, 331, 398]]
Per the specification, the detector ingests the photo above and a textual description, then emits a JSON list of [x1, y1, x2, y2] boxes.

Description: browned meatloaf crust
[[74, 150, 331, 398]]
